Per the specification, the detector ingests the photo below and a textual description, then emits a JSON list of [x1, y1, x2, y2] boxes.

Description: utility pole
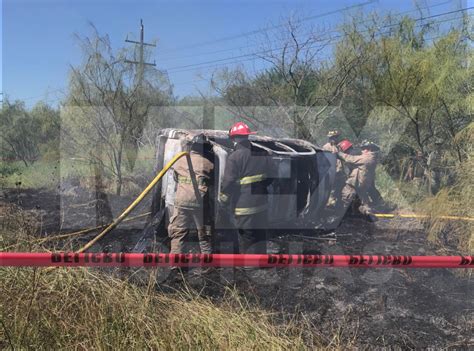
[[124, 19, 156, 88], [123, 20, 157, 173]]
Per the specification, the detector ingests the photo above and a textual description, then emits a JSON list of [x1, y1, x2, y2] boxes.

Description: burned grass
[[1, 189, 473, 349], [0, 203, 327, 350]]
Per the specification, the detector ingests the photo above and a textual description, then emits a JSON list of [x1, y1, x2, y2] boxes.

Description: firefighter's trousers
[[339, 183, 374, 216], [235, 210, 268, 254], [328, 172, 346, 206], [168, 207, 213, 254]]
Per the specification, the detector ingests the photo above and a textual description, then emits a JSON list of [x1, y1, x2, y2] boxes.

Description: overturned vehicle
[[134, 128, 336, 251]]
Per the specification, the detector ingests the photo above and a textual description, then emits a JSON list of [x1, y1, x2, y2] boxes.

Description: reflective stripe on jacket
[[239, 173, 266, 185], [234, 203, 268, 215], [220, 140, 274, 216], [177, 175, 209, 186]]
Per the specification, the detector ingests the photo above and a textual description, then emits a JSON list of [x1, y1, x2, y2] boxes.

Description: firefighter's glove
[[217, 192, 231, 225], [218, 192, 230, 205]]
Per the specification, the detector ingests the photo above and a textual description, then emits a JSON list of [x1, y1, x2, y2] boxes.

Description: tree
[[63, 25, 172, 195], [213, 17, 358, 140], [335, 13, 473, 175], [30, 101, 60, 160], [0, 100, 41, 166]]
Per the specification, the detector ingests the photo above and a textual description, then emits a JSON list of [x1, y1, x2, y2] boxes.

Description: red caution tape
[[0, 253, 473, 268]]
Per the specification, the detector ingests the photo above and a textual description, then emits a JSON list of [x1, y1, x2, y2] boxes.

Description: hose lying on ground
[[76, 152, 189, 253], [374, 213, 474, 221], [37, 212, 152, 243]]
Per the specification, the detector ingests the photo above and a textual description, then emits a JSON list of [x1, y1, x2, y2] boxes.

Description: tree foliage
[[0, 100, 59, 166], [63, 25, 172, 195], [338, 15, 472, 160], [214, 12, 473, 182], [213, 18, 358, 140]]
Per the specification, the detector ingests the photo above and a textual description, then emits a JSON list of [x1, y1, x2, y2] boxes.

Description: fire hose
[[75, 151, 189, 253], [374, 213, 474, 221], [4, 150, 472, 271]]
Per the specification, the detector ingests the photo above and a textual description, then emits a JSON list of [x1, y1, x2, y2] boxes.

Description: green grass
[[0, 158, 91, 190], [0, 146, 157, 195]]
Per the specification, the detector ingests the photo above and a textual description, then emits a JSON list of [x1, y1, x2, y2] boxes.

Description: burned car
[[139, 129, 335, 243]]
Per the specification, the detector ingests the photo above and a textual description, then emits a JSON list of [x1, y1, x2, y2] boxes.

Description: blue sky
[[1, 0, 469, 106]]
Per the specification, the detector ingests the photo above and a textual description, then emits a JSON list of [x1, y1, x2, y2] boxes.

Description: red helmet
[[338, 139, 353, 152], [229, 122, 257, 137]]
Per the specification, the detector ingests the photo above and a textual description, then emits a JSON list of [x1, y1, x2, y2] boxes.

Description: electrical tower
[[125, 19, 156, 87]]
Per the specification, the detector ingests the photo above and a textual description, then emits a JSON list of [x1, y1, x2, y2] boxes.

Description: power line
[[158, 0, 452, 61], [4, 87, 65, 104], [166, 7, 472, 72], [8, 3, 469, 103], [162, 0, 377, 54], [169, 13, 472, 88], [166, 7, 473, 74]]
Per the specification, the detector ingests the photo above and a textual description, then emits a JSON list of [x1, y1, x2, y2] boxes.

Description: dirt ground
[[1, 187, 473, 349]]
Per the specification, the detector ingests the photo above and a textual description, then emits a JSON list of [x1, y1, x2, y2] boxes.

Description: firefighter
[[322, 130, 342, 152], [324, 131, 347, 207], [335, 140, 380, 222], [218, 122, 274, 254], [360, 139, 384, 209], [168, 134, 214, 255]]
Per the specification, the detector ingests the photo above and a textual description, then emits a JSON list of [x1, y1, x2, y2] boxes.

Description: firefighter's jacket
[[322, 142, 344, 174], [220, 140, 274, 216], [172, 151, 214, 210], [337, 151, 378, 190]]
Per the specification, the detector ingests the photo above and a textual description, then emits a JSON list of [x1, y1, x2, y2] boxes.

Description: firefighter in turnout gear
[[322, 130, 342, 153], [323, 131, 347, 207], [335, 140, 380, 222], [168, 134, 215, 254], [218, 122, 274, 254], [360, 139, 384, 209]]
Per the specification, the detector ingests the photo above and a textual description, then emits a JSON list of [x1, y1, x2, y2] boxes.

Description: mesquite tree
[[64, 25, 171, 195]]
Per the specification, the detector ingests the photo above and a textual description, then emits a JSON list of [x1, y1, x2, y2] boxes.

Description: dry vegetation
[[420, 159, 474, 255], [0, 267, 317, 350], [0, 205, 331, 350], [418, 124, 474, 255]]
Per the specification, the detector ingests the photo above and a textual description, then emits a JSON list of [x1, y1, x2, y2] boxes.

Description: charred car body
[[139, 129, 335, 245]]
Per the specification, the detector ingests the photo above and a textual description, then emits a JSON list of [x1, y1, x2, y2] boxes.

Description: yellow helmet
[[327, 130, 341, 138]]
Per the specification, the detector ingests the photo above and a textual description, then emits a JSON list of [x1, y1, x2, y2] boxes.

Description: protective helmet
[[186, 133, 206, 152], [229, 122, 256, 137], [327, 130, 341, 138], [338, 139, 353, 152], [191, 133, 206, 145], [360, 140, 380, 151]]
